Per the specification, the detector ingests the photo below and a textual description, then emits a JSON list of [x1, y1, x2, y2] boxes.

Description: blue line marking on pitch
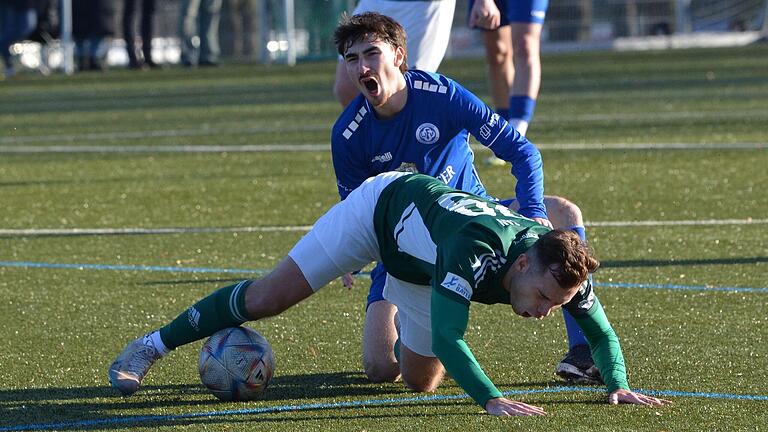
[[1, 260, 765, 293], [1, 386, 766, 431], [596, 281, 768, 293]]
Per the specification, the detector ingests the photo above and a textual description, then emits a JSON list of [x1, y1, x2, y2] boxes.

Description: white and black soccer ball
[[198, 326, 275, 401]]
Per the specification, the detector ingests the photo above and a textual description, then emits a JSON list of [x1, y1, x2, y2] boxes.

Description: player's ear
[[393, 45, 406, 68], [514, 253, 529, 272]]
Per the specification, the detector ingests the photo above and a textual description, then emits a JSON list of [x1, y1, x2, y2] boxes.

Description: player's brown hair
[[530, 230, 600, 289], [334, 12, 408, 73]]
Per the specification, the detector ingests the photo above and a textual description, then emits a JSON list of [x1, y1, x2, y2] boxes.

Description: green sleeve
[[431, 288, 503, 408], [573, 297, 630, 392]]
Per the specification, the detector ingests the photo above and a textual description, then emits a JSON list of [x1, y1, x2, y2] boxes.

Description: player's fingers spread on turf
[[514, 403, 546, 416], [644, 395, 672, 406], [522, 403, 547, 414], [627, 393, 653, 406]]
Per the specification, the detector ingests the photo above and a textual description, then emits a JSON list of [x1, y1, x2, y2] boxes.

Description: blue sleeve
[[331, 120, 369, 200], [447, 81, 547, 219]]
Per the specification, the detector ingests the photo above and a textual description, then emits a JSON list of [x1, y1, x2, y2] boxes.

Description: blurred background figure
[[179, 0, 222, 67], [73, 0, 117, 71], [469, 0, 548, 136], [0, 0, 39, 78], [220, 0, 257, 62], [122, 0, 158, 69], [26, 0, 57, 75]]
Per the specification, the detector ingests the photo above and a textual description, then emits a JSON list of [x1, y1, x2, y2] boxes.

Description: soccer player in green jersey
[[109, 172, 670, 415]]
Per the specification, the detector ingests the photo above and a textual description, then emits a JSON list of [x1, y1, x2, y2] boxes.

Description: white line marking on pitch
[[1, 219, 765, 237], [0, 142, 764, 153]]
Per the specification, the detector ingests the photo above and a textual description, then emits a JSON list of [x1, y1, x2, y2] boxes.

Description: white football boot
[[108, 333, 163, 395]]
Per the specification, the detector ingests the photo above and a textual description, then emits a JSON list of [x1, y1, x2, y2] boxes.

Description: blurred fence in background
[[8, 0, 768, 71]]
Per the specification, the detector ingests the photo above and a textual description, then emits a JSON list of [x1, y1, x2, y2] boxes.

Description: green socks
[[159, 280, 251, 350]]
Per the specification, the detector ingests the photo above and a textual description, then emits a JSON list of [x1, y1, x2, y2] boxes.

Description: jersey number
[[437, 193, 514, 218]]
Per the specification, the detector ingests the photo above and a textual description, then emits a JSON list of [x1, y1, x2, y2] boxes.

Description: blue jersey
[[331, 70, 547, 220]]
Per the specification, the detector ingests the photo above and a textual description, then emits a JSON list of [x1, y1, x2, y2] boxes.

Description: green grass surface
[[1, 45, 767, 431]]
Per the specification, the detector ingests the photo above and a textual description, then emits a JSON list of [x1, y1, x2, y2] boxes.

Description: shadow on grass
[[0, 374, 587, 430], [0, 371, 410, 430]]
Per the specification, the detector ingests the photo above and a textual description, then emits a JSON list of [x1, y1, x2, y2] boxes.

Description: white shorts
[[288, 172, 411, 291], [383, 274, 435, 357], [353, 0, 456, 71]]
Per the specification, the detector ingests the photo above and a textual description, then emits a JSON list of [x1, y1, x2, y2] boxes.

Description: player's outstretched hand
[[608, 389, 672, 406], [532, 217, 554, 229], [485, 397, 547, 416]]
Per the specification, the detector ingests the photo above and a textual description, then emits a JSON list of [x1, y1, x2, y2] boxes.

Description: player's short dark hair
[[530, 230, 600, 289], [334, 12, 408, 73]]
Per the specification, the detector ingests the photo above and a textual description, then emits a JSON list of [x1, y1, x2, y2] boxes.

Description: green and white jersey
[[373, 174, 627, 407], [374, 173, 560, 305]]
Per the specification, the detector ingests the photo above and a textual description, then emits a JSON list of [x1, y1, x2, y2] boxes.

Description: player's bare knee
[[485, 43, 509, 66], [512, 34, 538, 62], [403, 375, 440, 393], [364, 361, 400, 383]]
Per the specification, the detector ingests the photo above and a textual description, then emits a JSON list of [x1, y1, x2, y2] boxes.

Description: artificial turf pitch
[[0, 44, 766, 431]]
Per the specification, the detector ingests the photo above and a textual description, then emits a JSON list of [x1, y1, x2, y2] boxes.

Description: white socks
[[148, 330, 171, 356]]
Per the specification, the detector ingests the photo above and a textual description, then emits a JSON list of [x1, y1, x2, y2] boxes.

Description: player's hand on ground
[[485, 397, 547, 416], [341, 272, 355, 289], [533, 217, 554, 229], [469, 0, 501, 29], [608, 389, 672, 406]]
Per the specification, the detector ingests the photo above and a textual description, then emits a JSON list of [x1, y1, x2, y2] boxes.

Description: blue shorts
[[366, 262, 388, 308], [367, 196, 517, 309], [468, 0, 549, 26]]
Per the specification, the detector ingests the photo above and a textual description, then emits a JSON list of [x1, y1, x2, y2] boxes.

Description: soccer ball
[[198, 326, 275, 401]]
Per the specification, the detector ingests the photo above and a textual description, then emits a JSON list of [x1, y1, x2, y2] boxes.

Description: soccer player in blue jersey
[[331, 12, 599, 386], [108, 172, 671, 415], [333, 0, 457, 107], [469, 0, 548, 136]]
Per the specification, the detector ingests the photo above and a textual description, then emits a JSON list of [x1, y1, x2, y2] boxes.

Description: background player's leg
[[507, 22, 543, 136], [482, 26, 513, 120]]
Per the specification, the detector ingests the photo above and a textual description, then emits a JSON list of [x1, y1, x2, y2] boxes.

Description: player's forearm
[[503, 138, 546, 219], [431, 290, 503, 407], [573, 298, 630, 392]]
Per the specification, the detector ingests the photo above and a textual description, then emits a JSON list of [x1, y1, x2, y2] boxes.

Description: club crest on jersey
[[415, 123, 440, 145]]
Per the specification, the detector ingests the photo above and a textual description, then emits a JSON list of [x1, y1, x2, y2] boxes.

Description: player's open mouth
[[360, 76, 380, 96]]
